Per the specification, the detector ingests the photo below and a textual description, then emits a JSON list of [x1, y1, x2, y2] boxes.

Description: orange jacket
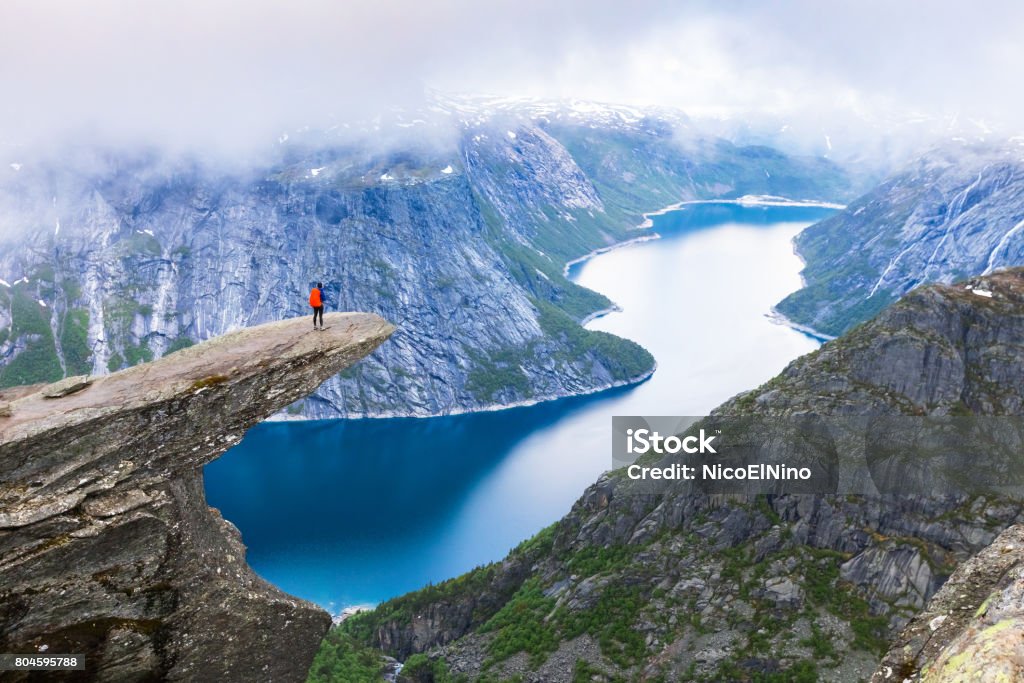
[[309, 288, 322, 308]]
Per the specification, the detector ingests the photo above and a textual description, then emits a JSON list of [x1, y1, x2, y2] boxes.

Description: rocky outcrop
[[760, 268, 1024, 416], [0, 312, 393, 681], [328, 271, 1024, 682], [873, 524, 1024, 682], [777, 141, 1024, 337]]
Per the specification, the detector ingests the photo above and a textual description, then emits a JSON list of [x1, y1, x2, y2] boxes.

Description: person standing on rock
[[309, 282, 325, 331]]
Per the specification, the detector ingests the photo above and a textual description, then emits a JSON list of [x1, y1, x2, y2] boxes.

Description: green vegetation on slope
[[398, 654, 467, 683], [548, 125, 855, 211], [306, 629, 389, 683], [313, 493, 901, 682], [498, 238, 610, 322], [0, 285, 63, 388], [534, 299, 653, 381], [59, 308, 93, 376], [774, 208, 901, 336], [465, 345, 534, 402], [479, 578, 559, 667], [464, 298, 654, 404], [461, 189, 655, 405], [312, 527, 558, 679], [343, 563, 508, 647]]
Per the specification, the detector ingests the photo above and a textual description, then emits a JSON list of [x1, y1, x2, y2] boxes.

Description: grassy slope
[[464, 185, 655, 404]]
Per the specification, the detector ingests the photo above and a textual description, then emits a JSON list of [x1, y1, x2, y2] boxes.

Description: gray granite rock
[[40, 374, 93, 398], [778, 141, 1024, 337], [763, 577, 804, 608], [0, 114, 849, 419], [0, 312, 393, 682], [873, 524, 1024, 682]]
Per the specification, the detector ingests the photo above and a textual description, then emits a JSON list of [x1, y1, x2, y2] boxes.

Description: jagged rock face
[[874, 524, 1024, 682], [463, 125, 604, 239], [759, 269, 1024, 416], [0, 117, 847, 418], [347, 272, 1024, 683], [0, 312, 393, 681], [777, 141, 1024, 337]]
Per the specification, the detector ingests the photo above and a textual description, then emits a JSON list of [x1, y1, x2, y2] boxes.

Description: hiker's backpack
[[309, 288, 322, 307]]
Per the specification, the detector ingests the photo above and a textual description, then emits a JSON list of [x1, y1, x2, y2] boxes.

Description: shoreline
[[632, 201, 687, 230], [765, 307, 836, 342], [791, 239, 810, 288], [579, 303, 622, 326], [775, 216, 835, 340], [674, 195, 847, 211], [268, 362, 658, 423], [561, 232, 661, 277]]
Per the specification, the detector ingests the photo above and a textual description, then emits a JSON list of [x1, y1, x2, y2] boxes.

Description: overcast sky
[[2, 0, 1022, 154]]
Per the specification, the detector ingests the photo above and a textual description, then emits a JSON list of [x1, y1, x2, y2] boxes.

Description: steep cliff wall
[[319, 271, 1024, 683], [0, 110, 848, 418], [0, 312, 393, 681], [777, 141, 1024, 336]]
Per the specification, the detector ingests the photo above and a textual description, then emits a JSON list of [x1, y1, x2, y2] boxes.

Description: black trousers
[[313, 306, 324, 327]]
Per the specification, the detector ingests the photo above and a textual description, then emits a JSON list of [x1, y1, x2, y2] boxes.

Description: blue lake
[[204, 202, 835, 613]]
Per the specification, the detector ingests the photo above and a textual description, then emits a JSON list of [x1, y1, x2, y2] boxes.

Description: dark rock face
[[761, 269, 1024, 417], [348, 272, 1024, 682], [777, 142, 1024, 337], [374, 555, 536, 661], [0, 312, 393, 681]]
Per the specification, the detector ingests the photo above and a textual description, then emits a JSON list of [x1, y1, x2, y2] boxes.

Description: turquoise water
[[204, 202, 834, 613]]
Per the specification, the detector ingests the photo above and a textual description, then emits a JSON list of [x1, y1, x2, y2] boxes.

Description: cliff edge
[[873, 524, 1024, 682], [0, 312, 394, 681]]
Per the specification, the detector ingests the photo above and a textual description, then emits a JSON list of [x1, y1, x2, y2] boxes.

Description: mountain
[[313, 269, 1024, 682], [0, 313, 392, 681], [0, 104, 851, 418], [777, 140, 1024, 337]]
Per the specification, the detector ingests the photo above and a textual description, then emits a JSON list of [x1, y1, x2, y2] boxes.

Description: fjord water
[[204, 203, 834, 613]]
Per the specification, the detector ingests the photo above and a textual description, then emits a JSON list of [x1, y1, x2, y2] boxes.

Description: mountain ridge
[[0, 116, 850, 419], [777, 140, 1024, 337]]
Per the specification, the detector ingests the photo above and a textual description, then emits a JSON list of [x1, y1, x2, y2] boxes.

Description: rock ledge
[[0, 312, 394, 681]]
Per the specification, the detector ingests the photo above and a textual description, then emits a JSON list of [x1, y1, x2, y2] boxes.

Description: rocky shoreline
[[272, 362, 658, 422]]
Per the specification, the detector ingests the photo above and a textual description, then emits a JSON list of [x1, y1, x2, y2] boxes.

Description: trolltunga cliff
[[0, 312, 393, 681]]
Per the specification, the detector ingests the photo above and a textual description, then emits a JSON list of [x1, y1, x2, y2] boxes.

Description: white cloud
[[1, 0, 1021, 156]]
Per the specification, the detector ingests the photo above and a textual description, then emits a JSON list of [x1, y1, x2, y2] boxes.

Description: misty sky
[[2, 0, 1022, 153]]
